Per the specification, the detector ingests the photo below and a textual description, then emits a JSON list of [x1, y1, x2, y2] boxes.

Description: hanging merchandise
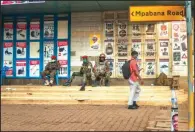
[[159, 39, 169, 57], [105, 21, 114, 39], [30, 21, 40, 40], [106, 59, 114, 77], [29, 60, 40, 77], [117, 59, 126, 76], [44, 21, 54, 39], [159, 59, 169, 75], [145, 39, 156, 58], [132, 24, 141, 38], [58, 41, 68, 60], [131, 39, 142, 59], [145, 59, 156, 76], [104, 39, 114, 59], [158, 23, 169, 38], [4, 22, 13, 40], [58, 60, 68, 77], [17, 22, 27, 40], [43, 41, 54, 68], [89, 34, 101, 50], [16, 42, 26, 59], [16, 60, 26, 77]]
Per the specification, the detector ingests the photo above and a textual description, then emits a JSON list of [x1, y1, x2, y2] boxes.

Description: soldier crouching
[[41, 55, 60, 86], [94, 53, 111, 86], [64, 55, 96, 91]]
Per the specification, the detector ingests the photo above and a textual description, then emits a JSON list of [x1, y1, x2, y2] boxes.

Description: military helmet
[[99, 53, 106, 58]]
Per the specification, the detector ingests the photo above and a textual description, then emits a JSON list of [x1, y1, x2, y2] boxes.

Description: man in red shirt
[[128, 51, 144, 109]]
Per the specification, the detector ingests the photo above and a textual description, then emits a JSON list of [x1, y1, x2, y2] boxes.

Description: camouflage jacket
[[45, 61, 61, 71], [94, 60, 110, 74], [80, 62, 93, 74]]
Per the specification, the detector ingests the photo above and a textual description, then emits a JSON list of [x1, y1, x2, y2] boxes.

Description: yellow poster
[[89, 34, 101, 50]]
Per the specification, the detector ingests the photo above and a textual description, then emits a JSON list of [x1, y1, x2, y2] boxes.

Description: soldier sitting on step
[[41, 55, 61, 86]]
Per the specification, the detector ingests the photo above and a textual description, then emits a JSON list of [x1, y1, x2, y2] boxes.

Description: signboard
[[129, 6, 185, 22], [1, 0, 45, 5]]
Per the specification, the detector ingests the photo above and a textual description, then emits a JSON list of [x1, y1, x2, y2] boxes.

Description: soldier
[[94, 53, 111, 86], [41, 55, 61, 86], [64, 55, 95, 91]]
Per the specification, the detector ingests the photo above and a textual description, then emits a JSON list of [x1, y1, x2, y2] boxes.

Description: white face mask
[[51, 60, 55, 62]]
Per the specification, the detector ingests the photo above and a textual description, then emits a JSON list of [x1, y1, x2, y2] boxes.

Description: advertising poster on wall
[[57, 41, 68, 60], [145, 39, 156, 58], [29, 60, 40, 77], [44, 21, 54, 39], [118, 21, 128, 44], [159, 59, 169, 75], [58, 60, 68, 77], [106, 59, 114, 77], [145, 59, 156, 76], [105, 39, 114, 59], [44, 41, 54, 67], [159, 39, 169, 57], [158, 23, 169, 38], [4, 23, 13, 40], [4, 42, 13, 60], [3, 61, 13, 77], [117, 59, 126, 76], [131, 24, 141, 39], [58, 20, 68, 39], [30, 21, 40, 40], [131, 39, 142, 59], [145, 24, 156, 38], [16, 60, 26, 77], [17, 22, 27, 40], [16, 42, 26, 59], [89, 34, 101, 50], [105, 21, 114, 39], [30, 42, 40, 58]]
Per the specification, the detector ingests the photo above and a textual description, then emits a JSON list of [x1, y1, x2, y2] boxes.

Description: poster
[[44, 41, 54, 67], [4, 23, 13, 40], [131, 24, 141, 38], [58, 20, 68, 39], [3, 61, 13, 77], [159, 59, 169, 75], [106, 59, 114, 77], [118, 44, 128, 57], [104, 39, 114, 59], [145, 24, 156, 38], [16, 42, 26, 58], [117, 59, 126, 76], [145, 59, 156, 76], [17, 22, 27, 40], [3, 42, 13, 60], [57, 41, 68, 60], [89, 34, 101, 50], [30, 21, 40, 40], [44, 21, 54, 39], [145, 39, 156, 58], [105, 21, 114, 39], [30, 42, 40, 58], [158, 23, 169, 38], [159, 39, 169, 57], [58, 60, 68, 77], [16, 60, 26, 77], [118, 21, 128, 44], [29, 60, 40, 77], [131, 39, 142, 59]]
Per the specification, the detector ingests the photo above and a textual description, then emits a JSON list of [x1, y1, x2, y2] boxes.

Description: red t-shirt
[[129, 58, 139, 82]]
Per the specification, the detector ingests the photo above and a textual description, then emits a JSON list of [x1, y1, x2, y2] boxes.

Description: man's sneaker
[[128, 105, 138, 109]]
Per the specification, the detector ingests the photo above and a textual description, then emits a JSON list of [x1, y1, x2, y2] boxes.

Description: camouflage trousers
[[41, 70, 56, 81], [72, 72, 95, 84]]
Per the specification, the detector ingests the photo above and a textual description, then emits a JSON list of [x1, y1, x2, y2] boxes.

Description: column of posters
[[17, 22, 27, 40], [29, 60, 40, 77], [3, 42, 13, 76], [16, 42, 26, 59], [16, 60, 26, 77], [4, 23, 13, 40], [57, 41, 68, 77]]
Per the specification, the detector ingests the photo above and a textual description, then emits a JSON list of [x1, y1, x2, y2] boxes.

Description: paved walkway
[[1, 104, 160, 131]]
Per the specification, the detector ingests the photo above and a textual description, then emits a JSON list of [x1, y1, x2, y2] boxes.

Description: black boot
[[128, 105, 138, 109], [133, 101, 139, 107], [80, 83, 86, 91], [92, 80, 97, 87]]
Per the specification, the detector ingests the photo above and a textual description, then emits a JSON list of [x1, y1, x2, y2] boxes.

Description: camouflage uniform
[[94, 53, 111, 86], [41, 59, 60, 86], [64, 56, 95, 91]]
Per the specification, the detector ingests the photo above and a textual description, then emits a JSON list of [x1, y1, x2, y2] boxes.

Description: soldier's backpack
[[122, 60, 131, 79]]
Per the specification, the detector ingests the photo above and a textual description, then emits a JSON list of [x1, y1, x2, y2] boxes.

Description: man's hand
[[140, 79, 144, 85]]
